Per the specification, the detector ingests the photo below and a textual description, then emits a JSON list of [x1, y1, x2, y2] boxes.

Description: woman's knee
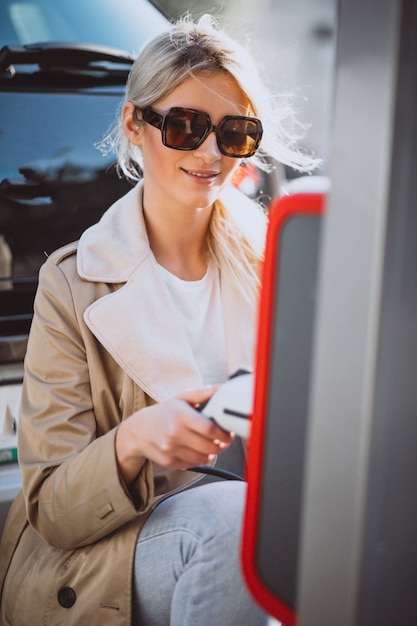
[[186, 481, 247, 539]]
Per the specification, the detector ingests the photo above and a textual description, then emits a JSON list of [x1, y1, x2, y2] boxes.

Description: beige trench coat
[[0, 182, 261, 625]]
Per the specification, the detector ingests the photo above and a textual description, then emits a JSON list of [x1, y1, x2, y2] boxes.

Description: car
[[0, 0, 172, 534]]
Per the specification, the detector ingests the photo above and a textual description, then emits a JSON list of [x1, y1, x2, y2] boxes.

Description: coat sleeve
[[18, 257, 154, 550]]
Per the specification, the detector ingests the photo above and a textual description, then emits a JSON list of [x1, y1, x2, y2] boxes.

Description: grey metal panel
[[256, 213, 322, 608], [297, 0, 403, 624], [356, 1, 417, 622]]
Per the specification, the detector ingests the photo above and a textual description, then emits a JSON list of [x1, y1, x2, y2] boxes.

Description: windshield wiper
[[0, 41, 135, 74]]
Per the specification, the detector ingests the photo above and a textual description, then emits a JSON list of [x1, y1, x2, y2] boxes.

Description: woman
[[0, 15, 317, 626]]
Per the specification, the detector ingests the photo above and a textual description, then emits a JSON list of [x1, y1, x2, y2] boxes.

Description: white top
[[157, 263, 229, 385]]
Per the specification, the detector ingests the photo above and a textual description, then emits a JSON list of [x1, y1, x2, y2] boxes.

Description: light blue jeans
[[132, 481, 268, 626]]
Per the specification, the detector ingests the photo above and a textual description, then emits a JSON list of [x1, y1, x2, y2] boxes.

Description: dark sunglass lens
[[220, 118, 261, 157], [164, 109, 208, 149]]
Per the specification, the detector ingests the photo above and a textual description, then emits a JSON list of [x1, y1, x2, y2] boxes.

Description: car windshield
[[0, 0, 168, 52]]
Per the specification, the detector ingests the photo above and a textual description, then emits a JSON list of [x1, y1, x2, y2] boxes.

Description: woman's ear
[[122, 101, 143, 146]]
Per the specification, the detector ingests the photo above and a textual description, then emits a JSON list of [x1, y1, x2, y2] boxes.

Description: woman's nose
[[193, 130, 222, 162]]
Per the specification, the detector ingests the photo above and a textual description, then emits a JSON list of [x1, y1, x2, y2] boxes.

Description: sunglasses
[[134, 106, 263, 158]]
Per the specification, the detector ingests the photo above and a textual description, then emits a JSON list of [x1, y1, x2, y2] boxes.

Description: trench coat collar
[[77, 182, 256, 401]]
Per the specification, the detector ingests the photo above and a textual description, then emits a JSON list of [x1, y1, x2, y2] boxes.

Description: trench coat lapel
[[84, 258, 203, 401], [77, 183, 255, 401]]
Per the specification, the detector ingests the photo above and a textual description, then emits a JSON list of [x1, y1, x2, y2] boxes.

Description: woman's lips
[[182, 168, 220, 183]]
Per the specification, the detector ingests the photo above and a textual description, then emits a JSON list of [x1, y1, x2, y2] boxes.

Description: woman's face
[[133, 72, 252, 216]]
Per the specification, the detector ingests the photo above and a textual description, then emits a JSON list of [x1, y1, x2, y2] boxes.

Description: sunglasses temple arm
[[142, 107, 164, 130]]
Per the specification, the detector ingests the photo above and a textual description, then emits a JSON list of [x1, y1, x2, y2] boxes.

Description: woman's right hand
[[115, 385, 235, 486]]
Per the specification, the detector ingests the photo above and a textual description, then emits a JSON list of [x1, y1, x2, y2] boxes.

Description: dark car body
[[0, 0, 169, 381]]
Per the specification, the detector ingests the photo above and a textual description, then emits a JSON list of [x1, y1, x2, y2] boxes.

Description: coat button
[[58, 586, 76, 608]]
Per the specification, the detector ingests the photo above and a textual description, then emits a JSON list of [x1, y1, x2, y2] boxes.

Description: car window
[[0, 0, 168, 50]]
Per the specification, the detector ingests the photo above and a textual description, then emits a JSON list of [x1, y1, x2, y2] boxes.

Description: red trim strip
[[242, 192, 326, 626]]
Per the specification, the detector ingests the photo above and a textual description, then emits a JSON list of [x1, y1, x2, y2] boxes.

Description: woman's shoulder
[[38, 241, 111, 310], [40, 241, 80, 286], [46, 240, 79, 267]]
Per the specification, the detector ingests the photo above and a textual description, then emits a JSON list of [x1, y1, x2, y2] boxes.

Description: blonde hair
[[209, 190, 267, 307], [100, 14, 319, 306]]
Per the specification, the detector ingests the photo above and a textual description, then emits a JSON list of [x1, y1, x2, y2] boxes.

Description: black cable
[[188, 466, 245, 481]]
